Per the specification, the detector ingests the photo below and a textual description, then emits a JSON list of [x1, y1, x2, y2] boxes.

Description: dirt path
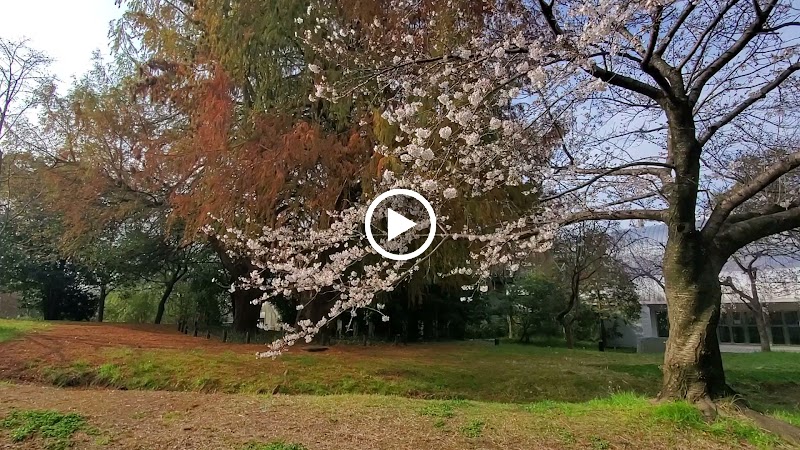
[[0, 383, 534, 450]]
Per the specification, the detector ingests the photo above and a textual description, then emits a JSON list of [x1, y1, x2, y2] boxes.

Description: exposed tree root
[[674, 393, 800, 447], [724, 402, 800, 447], [656, 385, 800, 446]]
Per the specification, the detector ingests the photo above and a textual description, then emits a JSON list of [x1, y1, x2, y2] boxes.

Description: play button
[[387, 209, 416, 241], [364, 188, 437, 261]]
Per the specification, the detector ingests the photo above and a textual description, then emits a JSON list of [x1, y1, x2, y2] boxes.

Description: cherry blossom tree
[[217, 0, 800, 408]]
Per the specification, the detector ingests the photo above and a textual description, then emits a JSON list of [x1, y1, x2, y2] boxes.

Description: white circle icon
[[364, 189, 437, 261]]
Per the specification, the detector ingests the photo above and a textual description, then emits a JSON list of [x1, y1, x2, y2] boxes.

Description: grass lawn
[[0, 319, 48, 343], [1, 321, 799, 449]]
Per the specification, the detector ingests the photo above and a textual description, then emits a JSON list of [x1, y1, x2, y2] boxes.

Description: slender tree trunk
[[557, 276, 580, 349], [154, 273, 180, 325], [507, 314, 514, 340], [97, 284, 107, 323], [563, 320, 575, 349], [746, 271, 771, 352], [599, 318, 607, 352], [752, 303, 771, 352]]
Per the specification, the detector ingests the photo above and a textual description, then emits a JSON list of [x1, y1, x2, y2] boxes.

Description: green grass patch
[[419, 399, 470, 418], [241, 441, 308, 450], [459, 419, 485, 438], [516, 393, 787, 448], [95, 363, 122, 385], [1, 409, 87, 450], [0, 319, 47, 343]]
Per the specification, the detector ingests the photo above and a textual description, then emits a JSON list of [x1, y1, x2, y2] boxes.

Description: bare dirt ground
[[0, 323, 232, 381], [0, 383, 473, 450], [0, 323, 380, 379]]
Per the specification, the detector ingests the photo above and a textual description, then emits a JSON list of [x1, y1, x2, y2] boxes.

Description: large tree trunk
[[659, 231, 732, 402], [154, 273, 180, 325], [209, 238, 262, 333], [231, 289, 261, 333], [660, 263, 729, 401], [659, 108, 733, 405]]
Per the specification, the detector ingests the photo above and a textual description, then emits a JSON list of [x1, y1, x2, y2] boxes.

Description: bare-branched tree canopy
[[0, 37, 52, 230]]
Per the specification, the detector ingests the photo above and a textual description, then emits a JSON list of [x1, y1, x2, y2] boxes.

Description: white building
[[611, 224, 800, 350]]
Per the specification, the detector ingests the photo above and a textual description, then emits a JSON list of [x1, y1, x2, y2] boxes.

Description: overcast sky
[[1, 1, 123, 86]]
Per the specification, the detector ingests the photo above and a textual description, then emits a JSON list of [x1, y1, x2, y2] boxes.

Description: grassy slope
[[0, 319, 47, 343], [2, 321, 799, 448], [41, 342, 799, 405]]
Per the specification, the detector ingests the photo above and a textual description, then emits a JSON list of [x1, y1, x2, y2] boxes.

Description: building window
[[732, 326, 746, 343], [655, 310, 669, 338], [765, 310, 800, 346], [748, 327, 760, 344], [789, 327, 800, 345], [772, 326, 786, 345], [719, 326, 731, 343]]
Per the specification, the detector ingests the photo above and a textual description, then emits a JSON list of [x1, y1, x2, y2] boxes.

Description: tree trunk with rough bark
[[231, 289, 261, 333], [660, 252, 730, 402], [659, 111, 733, 404]]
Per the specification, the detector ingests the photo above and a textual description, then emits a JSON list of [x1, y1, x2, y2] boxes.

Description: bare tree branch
[[703, 150, 800, 238], [716, 206, 800, 256], [543, 162, 675, 202], [721, 276, 754, 302], [563, 209, 667, 225], [688, 0, 777, 103], [588, 64, 665, 100], [655, 2, 698, 55], [698, 61, 800, 145]]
